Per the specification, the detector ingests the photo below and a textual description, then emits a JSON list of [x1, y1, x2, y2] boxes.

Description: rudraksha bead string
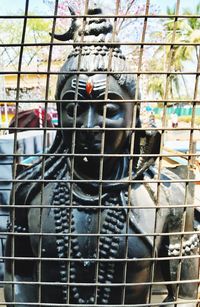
[[52, 180, 127, 304]]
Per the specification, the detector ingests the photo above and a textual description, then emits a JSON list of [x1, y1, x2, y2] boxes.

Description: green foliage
[[0, 11, 52, 68], [0, 19, 23, 45], [146, 2, 200, 100], [27, 15, 51, 40]]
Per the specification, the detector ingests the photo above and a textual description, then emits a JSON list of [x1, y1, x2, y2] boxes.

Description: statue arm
[[167, 205, 199, 305], [4, 216, 38, 306]]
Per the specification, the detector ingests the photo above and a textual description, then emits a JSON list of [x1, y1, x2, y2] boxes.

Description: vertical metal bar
[[175, 37, 200, 303], [66, 1, 90, 304], [148, 1, 181, 304], [36, 1, 59, 305], [162, 1, 182, 305], [94, 0, 121, 303], [10, 0, 29, 305], [122, 0, 151, 304]]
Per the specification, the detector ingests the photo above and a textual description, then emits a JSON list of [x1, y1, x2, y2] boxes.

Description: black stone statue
[[4, 7, 199, 307]]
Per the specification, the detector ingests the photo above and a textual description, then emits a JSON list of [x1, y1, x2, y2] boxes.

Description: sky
[[0, 0, 50, 14], [0, 0, 199, 14]]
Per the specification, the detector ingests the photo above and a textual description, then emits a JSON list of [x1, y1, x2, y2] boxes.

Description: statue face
[[60, 74, 133, 156]]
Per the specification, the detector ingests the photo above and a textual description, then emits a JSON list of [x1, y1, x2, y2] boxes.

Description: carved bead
[[61, 222, 68, 229], [60, 270, 66, 277], [61, 210, 67, 217], [71, 238, 78, 245], [57, 246, 64, 253], [56, 239, 64, 246], [103, 222, 110, 229], [54, 208, 60, 214], [111, 242, 118, 249], [71, 287, 78, 293], [88, 296, 95, 303], [60, 263, 66, 270], [104, 287, 111, 293], [54, 212, 61, 219], [75, 252, 81, 258], [70, 266, 76, 273], [61, 276, 67, 282], [74, 292, 79, 299], [98, 275, 104, 282], [73, 245, 79, 252], [108, 224, 115, 231], [185, 246, 191, 253], [55, 220, 62, 226], [110, 249, 117, 257], [100, 250, 107, 257], [102, 244, 110, 250], [70, 274, 76, 280], [107, 274, 113, 281], [100, 51, 106, 56], [103, 237, 111, 244], [117, 222, 124, 230], [103, 292, 110, 298], [112, 237, 120, 243], [55, 226, 62, 232]]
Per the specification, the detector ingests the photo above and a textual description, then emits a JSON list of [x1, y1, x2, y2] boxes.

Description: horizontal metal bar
[[0, 42, 199, 47], [0, 126, 199, 131], [0, 153, 199, 158], [2, 178, 200, 183], [1, 231, 199, 237], [0, 255, 199, 262], [0, 99, 199, 103], [1, 279, 199, 287], [0, 299, 199, 307], [0, 14, 199, 19], [1, 70, 199, 75], [2, 205, 200, 211]]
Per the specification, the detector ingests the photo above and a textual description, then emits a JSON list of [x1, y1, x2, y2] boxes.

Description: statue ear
[[143, 130, 161, 158], [134, 130, 161, 170]]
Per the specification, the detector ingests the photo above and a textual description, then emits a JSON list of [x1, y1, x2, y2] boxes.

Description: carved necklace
[[52, 178, 126, 304]]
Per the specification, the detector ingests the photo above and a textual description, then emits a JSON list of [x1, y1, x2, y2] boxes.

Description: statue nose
[[82, 105, 96, 129]]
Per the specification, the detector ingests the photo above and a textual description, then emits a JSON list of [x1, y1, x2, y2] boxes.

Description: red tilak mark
[[86, 80, 93, 95]]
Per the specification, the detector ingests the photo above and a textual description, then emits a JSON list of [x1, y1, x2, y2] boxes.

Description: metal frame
[[0, 0, 199, 306]]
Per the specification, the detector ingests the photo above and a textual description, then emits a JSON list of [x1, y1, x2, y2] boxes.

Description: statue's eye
[[76, 104, 85, 116], [64, 102, 85, 118], [65, 103, 75, 118], [106, 103, 120, 118]]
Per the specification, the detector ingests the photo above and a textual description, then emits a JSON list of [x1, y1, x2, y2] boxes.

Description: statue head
[[52, 6, 140, 179]]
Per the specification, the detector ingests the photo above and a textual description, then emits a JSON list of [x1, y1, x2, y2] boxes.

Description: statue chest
[[28, 189, 152, 304], [29, 205, 151, 261]]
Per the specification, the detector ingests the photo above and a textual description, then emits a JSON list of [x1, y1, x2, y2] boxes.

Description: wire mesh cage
[[0, 0, 199, 306]]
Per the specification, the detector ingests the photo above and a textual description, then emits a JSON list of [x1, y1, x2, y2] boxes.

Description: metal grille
[[0, 0, 199, 306]]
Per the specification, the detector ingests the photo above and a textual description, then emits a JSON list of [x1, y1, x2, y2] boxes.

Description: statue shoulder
[[129, 166, 188, 215], [144, 167, 186, 206]]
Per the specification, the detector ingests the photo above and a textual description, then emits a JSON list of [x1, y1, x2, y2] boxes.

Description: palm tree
[[182, 3, 200, 60], [146, 2, 200, 100]]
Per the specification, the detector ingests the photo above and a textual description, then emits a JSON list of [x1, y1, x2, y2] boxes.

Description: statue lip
[[76, 140, 101, 153], [77, 135, 102, 147]]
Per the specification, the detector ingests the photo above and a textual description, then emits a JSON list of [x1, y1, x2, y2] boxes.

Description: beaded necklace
[[52, 179, 126, 304]]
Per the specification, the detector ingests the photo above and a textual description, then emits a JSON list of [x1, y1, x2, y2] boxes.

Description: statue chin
[[73, 138, 124, 180]]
